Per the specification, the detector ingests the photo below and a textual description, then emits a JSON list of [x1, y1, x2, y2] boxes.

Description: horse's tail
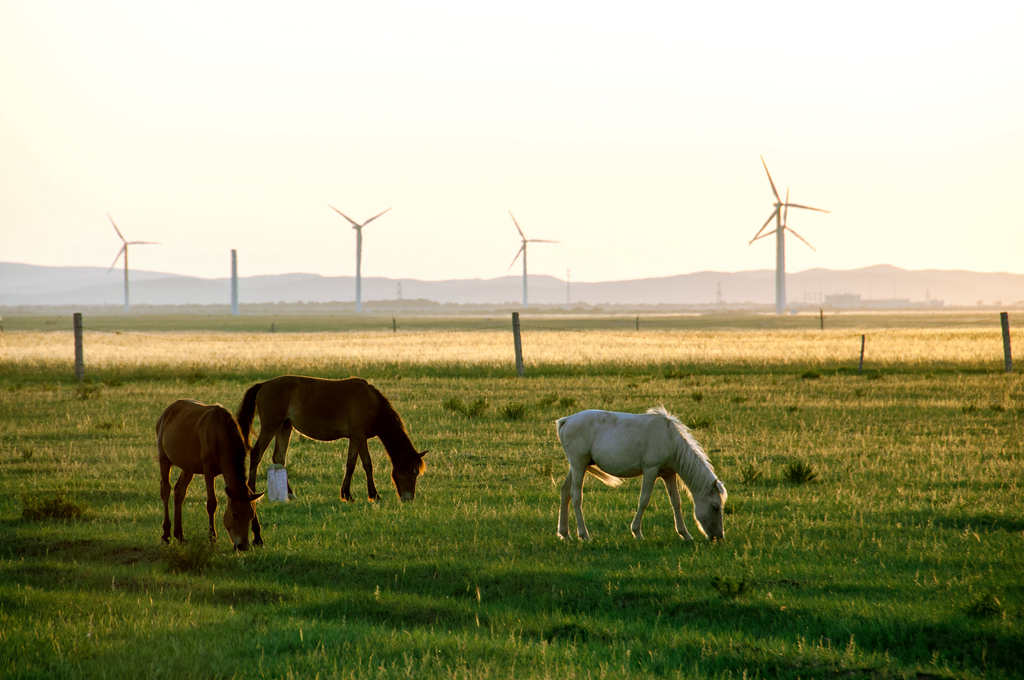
[[235, 382, 264, 449], [585, 465, 624, 488]]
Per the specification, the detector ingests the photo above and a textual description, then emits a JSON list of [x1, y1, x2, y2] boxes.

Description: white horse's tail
[[586, 465, 624, 488]]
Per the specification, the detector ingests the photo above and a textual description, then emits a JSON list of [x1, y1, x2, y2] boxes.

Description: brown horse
[[236, 376, 427, 502], [156, 400, 264, 550]]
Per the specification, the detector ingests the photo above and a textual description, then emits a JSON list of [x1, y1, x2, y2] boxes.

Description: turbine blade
[[507, 245, 525, 270], [108, 245, 126, 272], [527, 239, 559, 244], [784, 202, 830, 213], [108, 213, 127, 243], [362, 207, 392, 226], [783, 187, 790, 226], [786, 227, 817, 252], [328, 204, 361, 228], [760, 155, 780, 201], [748, 229, 777, 245], [750, 207, 780, 242], [508, 211, 525, 239], [128, 241, 161, 245]]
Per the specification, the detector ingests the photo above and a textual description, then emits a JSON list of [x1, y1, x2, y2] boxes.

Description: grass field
[[1, 314, 1021, 678]]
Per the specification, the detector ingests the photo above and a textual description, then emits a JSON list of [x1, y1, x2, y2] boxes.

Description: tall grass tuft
[[784, 461, 818, 484], [965, 593, 1004, 619], [21, 488, 86, 520], [740, 461, 763, 484], [501, 402, 530, 421], [711, 576, 750, 598], [161, 540, 216, 574]]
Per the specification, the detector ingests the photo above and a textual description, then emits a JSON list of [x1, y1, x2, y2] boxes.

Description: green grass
[[1, 348, 1022, 678]]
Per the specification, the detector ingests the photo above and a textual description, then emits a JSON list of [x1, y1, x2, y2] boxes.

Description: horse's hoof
[[161, 537, 170, 545]]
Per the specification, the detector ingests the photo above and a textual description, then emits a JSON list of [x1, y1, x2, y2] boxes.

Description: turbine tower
[[749, 157, 829, 315], [107, 214, 159, 314], [507, 211, 557, 308], [328, 205, 392, 314]]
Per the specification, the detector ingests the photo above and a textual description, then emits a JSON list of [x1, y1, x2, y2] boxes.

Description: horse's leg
[[173, 470, 195, 542], [248, 426, 275, 493], [569, 465, 590, 540], [271, 422, 296, 499], [557, 469, 573, 539], [662, 473, 694, 541], [340, 437, 360, 502], [203, 474, 218, 543], [353, 436, 379, 502], [630, 467, 660, 539], [159, 451, 173, 544]]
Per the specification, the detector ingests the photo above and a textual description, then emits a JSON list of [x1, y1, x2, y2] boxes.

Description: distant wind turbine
[[107, 214, 159, 313], [748, 157, 829, 315], [507, 211, 558, 308], [328, 205, 392, 314]]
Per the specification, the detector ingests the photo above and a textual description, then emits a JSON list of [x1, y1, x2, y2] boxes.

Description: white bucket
[[267, 464, 289, 502]]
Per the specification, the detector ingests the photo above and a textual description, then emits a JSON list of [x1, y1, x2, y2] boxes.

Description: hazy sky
[[1, 1, 1021, 284]]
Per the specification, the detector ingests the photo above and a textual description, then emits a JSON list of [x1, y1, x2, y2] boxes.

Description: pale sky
[[1, 1, 1021, 283]]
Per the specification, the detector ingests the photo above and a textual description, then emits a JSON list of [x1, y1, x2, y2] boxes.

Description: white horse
[[556, 406, 727, 541]]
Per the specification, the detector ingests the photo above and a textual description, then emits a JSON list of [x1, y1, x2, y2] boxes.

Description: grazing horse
[[156, 400, 264, 550], [556, 406, 727, 541], [236, 376, 427, 502]]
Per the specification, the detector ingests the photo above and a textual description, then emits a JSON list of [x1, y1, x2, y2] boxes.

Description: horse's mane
[[368, 383, 426, 474], [646, 405, 724, 500], [211, 404, 251, 495]]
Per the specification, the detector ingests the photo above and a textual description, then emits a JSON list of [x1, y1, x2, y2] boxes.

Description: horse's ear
[[419, 450, 429, 457], [249, 492, 265, 503]]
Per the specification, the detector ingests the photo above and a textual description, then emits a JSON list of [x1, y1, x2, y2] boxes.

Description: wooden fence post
[[635, 316, 639, 331], [819, 308, 824, 330], [858, 334, 865, 375], [512, 312, 525, 377], [393, 317, 397, 334], [1001, 312, 1013, 373], [73, 313, 84, 382]]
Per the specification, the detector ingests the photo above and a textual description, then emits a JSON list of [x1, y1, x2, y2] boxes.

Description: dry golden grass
[[2, 325, 1018, 372]]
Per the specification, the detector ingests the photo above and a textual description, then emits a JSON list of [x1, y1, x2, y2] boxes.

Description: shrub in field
[[75, 383, 100, 401], [965, 593, 1004, 619], [536, 393, 558, 408], [161, 540, 216, 575], [21, 488, 86, 520], [801, 369, 822, 380], [691, 391, 704, 402], [730, 395, 749, 404], [711, 576, 750, 598], [784, 461, 818, 485], [557, 396, 578, 410], [442, 397, 467, 414], [465, 397, 489, 418], [962, 403, 979, 414], [443, 396, 488, 418], [689, 417, 713, 429], [20, 446, 35, 462], [740, 461, 763, 484], [501, 402, 529, 421]]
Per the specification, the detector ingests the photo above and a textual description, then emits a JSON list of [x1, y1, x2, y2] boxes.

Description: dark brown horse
[[156, 400, 264, 549], [236, 376, 427, 502]]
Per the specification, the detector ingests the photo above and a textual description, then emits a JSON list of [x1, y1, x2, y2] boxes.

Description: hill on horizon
[[2, 262, 1023, 309]]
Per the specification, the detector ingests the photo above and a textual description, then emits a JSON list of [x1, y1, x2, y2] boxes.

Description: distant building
[[823, 293, 943, 310]]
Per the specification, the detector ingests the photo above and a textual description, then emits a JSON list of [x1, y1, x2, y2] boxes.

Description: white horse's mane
[[646, 405, 725, 501]]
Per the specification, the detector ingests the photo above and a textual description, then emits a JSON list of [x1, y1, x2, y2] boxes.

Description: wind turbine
[[328, 205, 391, 314], [507, 211, 558, 308], [107, 214, 159, 313], [749, 157, 829, 315]]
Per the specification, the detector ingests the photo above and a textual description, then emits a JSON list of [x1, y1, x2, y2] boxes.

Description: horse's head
[[224, 487, 264, 550], [693, 480, 727, 541], [391, 451, 428, 502]]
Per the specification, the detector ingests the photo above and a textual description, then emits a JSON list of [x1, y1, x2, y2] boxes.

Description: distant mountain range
[[2, 262, 1023, 309]]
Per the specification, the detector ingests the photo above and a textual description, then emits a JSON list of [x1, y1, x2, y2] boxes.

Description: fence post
[[819, 308, 824, 330], [512, 312, 525, 377], [73, 313, 84, 382], [1001, 312, 1013, 373], [393, 317, 397, 334], [635, 316, 639, 331], [858, 334, 865, 375]]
